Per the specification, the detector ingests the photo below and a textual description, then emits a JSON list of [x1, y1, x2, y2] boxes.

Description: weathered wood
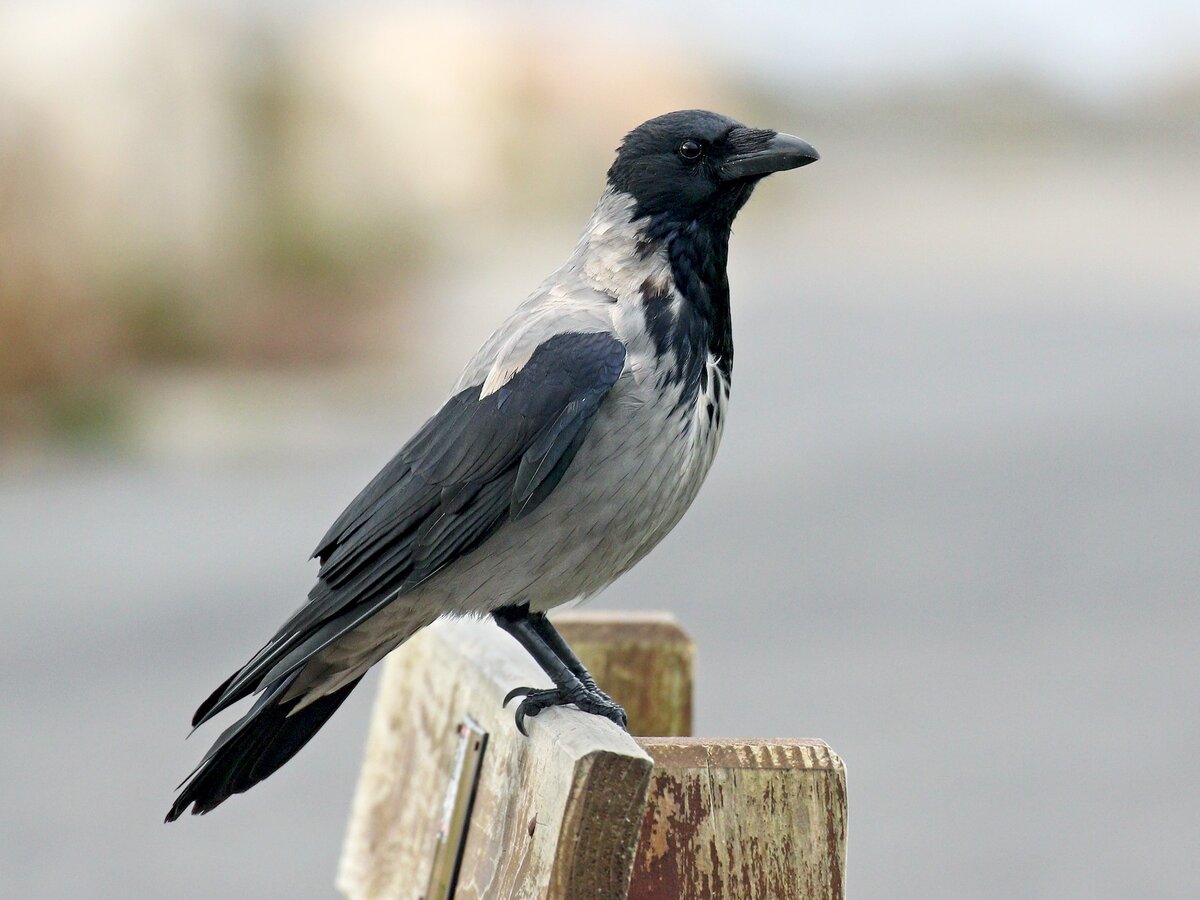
[[552, 611, 694, 737], [630, 739, 847, 900], [335, 617, 653, 900], [338, 614, 846, 899]]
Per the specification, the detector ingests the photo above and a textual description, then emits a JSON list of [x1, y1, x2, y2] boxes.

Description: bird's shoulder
[[452, 279, 624, 394]]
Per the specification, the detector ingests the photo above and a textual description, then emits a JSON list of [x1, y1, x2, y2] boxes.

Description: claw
[[501, 681, 629, 735], [508, 688, 560, 735], [503, 685, 536, 708]]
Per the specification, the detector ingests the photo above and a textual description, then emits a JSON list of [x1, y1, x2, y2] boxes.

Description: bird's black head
[[606, 109, 818, 226]]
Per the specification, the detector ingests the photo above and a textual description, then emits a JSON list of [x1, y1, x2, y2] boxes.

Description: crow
[[166, 109, 817, 821]]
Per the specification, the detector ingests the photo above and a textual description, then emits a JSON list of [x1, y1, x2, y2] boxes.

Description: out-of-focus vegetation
[[2, 4, 1198, 445], [0, 9, 419, 439], [0, 5, 734, 443]]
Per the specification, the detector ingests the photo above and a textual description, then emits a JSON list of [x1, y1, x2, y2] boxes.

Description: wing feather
[[193, 331, 626, 727]]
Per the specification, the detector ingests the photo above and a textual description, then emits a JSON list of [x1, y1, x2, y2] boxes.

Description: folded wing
[[192, 331, 627, 727]]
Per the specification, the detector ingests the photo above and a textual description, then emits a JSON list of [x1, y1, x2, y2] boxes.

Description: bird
[[166, 109, 818, 822]]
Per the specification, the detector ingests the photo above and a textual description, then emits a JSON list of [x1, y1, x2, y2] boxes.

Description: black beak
[[721, 130, 819, 181]]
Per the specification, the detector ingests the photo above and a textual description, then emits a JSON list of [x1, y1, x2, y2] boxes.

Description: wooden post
[[335, 617, 653, 899], [337, 613, 846, 900], [631, 739, 846, 899], [552, 611, 694, 738]]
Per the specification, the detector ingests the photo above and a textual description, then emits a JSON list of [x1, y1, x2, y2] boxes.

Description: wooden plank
[[335, 617, 654, 900], [338, 614, 847, 899], [629, 738, 847, 900], [551, 611, 694, 738]]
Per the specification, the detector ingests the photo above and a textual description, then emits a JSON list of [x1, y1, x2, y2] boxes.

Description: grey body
[[297, 189, 729, 702]]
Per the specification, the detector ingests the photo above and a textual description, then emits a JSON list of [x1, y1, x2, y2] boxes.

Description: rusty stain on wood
[[630, 738, 847, 900]]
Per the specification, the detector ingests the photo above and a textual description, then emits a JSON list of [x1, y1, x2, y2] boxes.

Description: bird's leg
[[526, 613, 625, 721], [491, 605, 628, 734]]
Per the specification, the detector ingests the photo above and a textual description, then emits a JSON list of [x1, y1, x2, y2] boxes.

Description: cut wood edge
[[637, 737, 844, 771], [548, 748, 654, 898]]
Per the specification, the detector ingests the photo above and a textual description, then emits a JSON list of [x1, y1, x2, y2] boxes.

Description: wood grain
[[338, 615, 847, 899], [630, 738, 847, 900]]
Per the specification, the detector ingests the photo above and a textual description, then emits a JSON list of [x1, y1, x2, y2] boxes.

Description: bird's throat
[[573, 188, 736, 390], [641, 211, 735, 388]]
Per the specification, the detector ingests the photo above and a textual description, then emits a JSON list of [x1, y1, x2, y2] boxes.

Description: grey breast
[[415, 346, 726, 619]]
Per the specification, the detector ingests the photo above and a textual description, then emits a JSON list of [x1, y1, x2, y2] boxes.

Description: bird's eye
[[678, 140, 702, 160]]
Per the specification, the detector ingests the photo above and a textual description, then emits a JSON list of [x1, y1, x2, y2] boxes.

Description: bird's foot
[[503, 683, 628, 736]]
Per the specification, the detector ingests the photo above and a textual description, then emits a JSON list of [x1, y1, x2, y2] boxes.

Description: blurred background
[[2, 1, 1198, 897]]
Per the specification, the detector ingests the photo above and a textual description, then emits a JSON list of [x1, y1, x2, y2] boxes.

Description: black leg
[[493, 606, 584, 693], [528, 614, 595, 686], [492, 605, 628, 734], [530, 613, 628, 731]]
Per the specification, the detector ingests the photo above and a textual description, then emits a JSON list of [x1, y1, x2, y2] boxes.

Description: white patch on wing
[[479, 356, 530, 398], [477, 314, 618, 399]]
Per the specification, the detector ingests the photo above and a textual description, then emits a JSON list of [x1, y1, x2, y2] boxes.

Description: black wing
[[193, 331, 626, 727]]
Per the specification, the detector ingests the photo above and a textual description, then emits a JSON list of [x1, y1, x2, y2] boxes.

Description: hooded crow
[[166, 109, 818, 821]]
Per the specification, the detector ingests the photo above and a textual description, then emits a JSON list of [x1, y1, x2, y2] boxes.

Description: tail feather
[[166, 674, 362, 822], [191, 670, 239, 729]]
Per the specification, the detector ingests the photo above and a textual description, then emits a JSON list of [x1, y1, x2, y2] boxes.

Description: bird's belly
[[416, 372, 728, 615]]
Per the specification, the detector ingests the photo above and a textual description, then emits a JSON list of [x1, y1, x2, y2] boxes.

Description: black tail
[[165, 673, 362, 822]]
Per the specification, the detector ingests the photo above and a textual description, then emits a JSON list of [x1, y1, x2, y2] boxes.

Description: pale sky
[[601, 0, 1200, 98], [4, 0, 1199, 99]]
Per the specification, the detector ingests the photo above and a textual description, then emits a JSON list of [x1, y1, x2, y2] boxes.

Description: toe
[[504, 686, 536, 707]]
